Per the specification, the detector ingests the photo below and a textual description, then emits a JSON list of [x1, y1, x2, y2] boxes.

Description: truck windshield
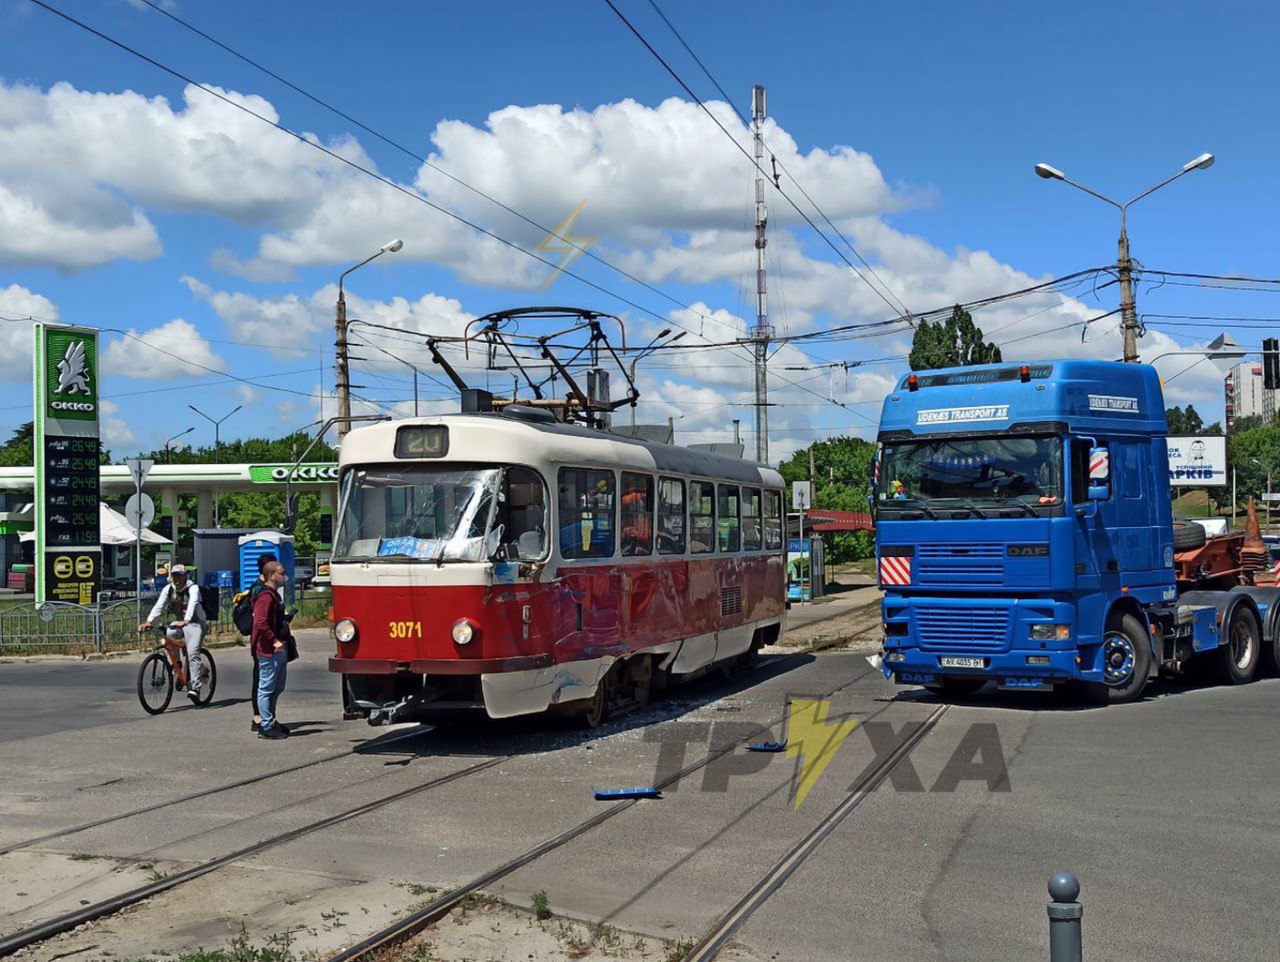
[[877, 435, 1063, 517], [333, 466, 501, 563]]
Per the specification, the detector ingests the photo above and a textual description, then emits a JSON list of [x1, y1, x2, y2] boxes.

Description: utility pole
[[1117, 221, 1139, 363], [336, 287, 351, 436], [750, 84, 774, 464], [336, 239, 403, 440]]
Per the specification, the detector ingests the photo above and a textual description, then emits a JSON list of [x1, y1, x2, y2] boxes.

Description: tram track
[[0, 725, 430, 857], [2, 619, 886, 961], [0, 755, 505, 958], [682, 703, 950, 961], [320, 662, 898, 962]]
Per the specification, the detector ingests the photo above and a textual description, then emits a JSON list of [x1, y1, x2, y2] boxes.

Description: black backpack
[[232, 583, 266, 636]]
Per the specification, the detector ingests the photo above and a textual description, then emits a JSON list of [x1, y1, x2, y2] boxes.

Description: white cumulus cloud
[[102, 318, 228, 380]]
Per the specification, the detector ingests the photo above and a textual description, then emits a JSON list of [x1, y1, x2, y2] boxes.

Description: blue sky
[[2, 0, 1278, 460]]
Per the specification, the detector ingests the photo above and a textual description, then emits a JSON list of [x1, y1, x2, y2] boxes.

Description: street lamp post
[[188, 404, 242, 526], [1034, 153, 1215, 363], [164, 426, 194, 464], [336, 239, 404, 440]]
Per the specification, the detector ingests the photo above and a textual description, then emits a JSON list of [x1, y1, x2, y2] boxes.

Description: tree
[[778, 436, 877, 563], [1165, 405, 1205, 435], [1229, 415, 1264, 436], [1227, 425, 1280, 504], [908, 305, 1002, 372]]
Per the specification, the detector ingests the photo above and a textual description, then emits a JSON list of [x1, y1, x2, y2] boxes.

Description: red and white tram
[[327, 407, 787, 726]]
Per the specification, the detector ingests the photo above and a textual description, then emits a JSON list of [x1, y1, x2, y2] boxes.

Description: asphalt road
[[2, 629, 1278, 961]]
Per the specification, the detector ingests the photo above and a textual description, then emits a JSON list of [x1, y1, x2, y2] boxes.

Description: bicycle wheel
[[194, 649, 217, 705], [137, 651, 173, 715]]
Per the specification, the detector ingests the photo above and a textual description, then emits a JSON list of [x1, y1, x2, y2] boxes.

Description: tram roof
[[342, 413, 785, 486]]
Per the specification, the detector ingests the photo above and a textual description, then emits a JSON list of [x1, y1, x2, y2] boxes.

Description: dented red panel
[[331, 553, 784, 674]]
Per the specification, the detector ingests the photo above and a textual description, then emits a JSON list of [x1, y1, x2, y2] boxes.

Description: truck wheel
[[924, 678, 987, 699], [1216, 606, 1261, 685], [1172, 521, 1207, 552], [1089, 613, 1152, 705]]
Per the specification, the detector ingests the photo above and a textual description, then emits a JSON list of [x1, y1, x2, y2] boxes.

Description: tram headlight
[[451, 618, 477, 645], [334, 619, 358, 644]]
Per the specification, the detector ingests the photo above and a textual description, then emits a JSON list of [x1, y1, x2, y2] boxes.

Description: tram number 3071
[[388, 621, 423, 639]]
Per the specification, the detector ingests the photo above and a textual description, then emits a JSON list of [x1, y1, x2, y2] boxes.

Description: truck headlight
[[1030, 623, 1070, 641], [451, 619, 477, 645], [334, 619, 357, 644]]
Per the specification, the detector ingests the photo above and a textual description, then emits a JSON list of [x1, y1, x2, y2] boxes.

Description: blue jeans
[[256, 650, 288, 731]]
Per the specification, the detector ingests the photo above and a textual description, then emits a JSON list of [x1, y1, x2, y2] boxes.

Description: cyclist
[[139, 564, 207, 703]]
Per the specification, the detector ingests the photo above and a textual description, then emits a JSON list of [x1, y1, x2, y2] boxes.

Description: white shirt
[[147, 581, 205, 625]]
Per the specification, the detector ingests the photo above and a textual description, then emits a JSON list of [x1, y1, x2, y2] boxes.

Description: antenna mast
[[750, 84, 773, 464]]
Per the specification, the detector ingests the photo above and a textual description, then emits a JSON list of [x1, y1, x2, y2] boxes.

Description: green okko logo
[[45, 330, 98, 421]]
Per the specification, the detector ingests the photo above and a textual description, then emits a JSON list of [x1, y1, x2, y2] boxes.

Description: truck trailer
[[874, 359, 1280, 704]]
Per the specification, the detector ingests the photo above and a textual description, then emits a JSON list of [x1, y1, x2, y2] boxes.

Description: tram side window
[[690, 481, 715, 554], [621, 472, 654, 556], [498, 467, 548, 561], [558, 468, 615, 559], [718, 484, 741, 552], [742, 487, 762, 551], [763, 490, 783, 549], [657, 477, 686, 554]]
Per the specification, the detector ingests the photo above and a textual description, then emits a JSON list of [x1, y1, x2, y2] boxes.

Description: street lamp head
[[657, 328, 672, 339], [1034, 163, 1066, 181], [381, 238, 404, 253], [1184, 152, 1215, 172]]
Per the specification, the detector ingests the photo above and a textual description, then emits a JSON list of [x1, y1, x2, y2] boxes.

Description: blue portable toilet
[[238, 531, 296, 604]]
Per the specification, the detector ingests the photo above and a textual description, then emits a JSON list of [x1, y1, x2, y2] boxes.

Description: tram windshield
[[333, 465, 549, 564]]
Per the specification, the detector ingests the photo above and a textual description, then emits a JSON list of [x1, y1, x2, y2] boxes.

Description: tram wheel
[[570, 670, 611, 730]]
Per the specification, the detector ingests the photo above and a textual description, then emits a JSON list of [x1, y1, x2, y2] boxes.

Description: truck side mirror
[[1086, 444, 1110, 502]]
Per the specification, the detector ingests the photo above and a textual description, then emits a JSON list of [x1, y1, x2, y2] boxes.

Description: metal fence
[[0, 589, 330, 656], [0, 599, 149, 656]]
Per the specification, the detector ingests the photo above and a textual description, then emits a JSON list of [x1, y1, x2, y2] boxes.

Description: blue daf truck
[[874, 359, 1280, 703]]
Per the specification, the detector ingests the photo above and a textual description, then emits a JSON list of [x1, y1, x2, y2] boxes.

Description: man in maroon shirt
[[253, 562, 292, 740]]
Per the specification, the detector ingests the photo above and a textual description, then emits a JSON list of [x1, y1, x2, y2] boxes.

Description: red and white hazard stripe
[[879, 555, 912, 586], [1089, 450, 1109, 479]]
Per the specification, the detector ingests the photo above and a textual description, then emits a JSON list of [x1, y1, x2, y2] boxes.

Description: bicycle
[[136, 623, 218, 715]]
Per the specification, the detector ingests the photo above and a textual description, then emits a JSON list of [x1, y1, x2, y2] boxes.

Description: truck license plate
[[940, 657, 985, 669]]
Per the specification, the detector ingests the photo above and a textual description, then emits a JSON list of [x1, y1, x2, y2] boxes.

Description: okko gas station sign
[[34, 323, 101, 604]]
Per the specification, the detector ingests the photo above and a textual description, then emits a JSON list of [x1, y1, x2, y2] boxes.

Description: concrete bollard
[[1046, 872, 1083, 962]]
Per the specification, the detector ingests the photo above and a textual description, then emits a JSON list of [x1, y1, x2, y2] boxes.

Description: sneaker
[[251, 721, 261, 733], [276, 723, 291, 736], [187, 689, 201, 704], [258, 725, 287, 740]]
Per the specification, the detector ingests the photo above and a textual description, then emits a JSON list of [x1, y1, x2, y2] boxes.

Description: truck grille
[[916, 543, 1004, 585], [916, 606, 1010, 653]]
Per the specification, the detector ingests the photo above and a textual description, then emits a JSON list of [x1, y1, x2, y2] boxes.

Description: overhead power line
[[131, 0, 753, 347], [26, 0, 756, 360], [643, 0, 914, 324], [603, 0, 915, 327]]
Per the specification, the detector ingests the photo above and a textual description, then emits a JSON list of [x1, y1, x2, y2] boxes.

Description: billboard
[[34, 324, 102, 604], [1167, 435, 1227, 487]]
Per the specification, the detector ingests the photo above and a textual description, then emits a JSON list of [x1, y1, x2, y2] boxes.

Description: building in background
[[1224, 362, 1277, 429]]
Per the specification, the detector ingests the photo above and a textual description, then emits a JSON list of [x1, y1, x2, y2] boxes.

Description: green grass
[[124, 928, 297, 962], [531, 888, 552, 920]]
